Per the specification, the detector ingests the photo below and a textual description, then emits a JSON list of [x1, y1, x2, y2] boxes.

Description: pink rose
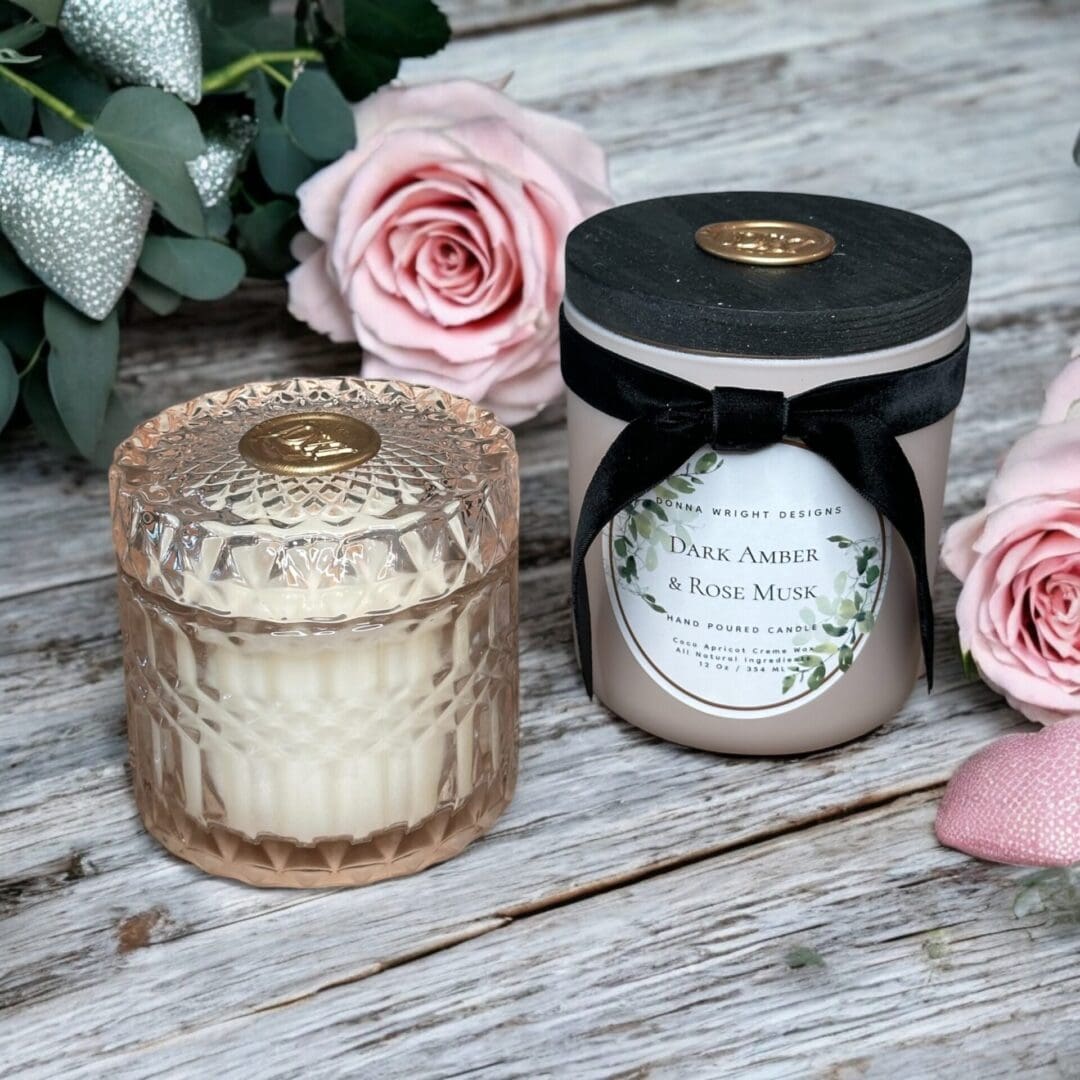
[[287, 78, 612, 424], [943, 410, 1080, 724], [1040, 348, 1080, 424]]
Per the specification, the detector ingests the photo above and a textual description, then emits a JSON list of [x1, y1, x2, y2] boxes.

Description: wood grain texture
[[3, 0, 1080, 1075], [39, 795, 1080, 1079]]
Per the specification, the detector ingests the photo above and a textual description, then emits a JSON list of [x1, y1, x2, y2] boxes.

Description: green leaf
[[0, 343, 17, 431], [204, 200, 234, 239], [634, 512, 653, 539], [323, 36, 400, 101], [283, 68, 355, 161], [0, 76, 32, 137], [781, 674, 796, 695], [342, 0, 450, 58], [613, 537, 628, 558], [7, 0, 61, 26], [961, 649, 978, 681], [128, 271, 182, 316], [807, 665, 827, 691], [88, 391, 134, 468], [645, 546, 658, 572], [251, 71, 317, 196], [863, 565, 881, 587], [838, 644, 854, 672], [34, 52, 110, 135], [139, 236, 246, 300], [0, 292, 42, 359], [21, 356, 75, 454], [0, 18, 46, 50], [695, 450, 719, 473], [44, 294, 119, 456], [827, 535, 851, 545], [799, 607, 816, 627], [235, 199, 299, 277], [821, 623, 847, 637], [625, 555, 637, 579], [815, 595, 835, 615], [641, 498, 667, 522], [668, 475, 695, 494], [94, 88, 206, 235], [834, 571, 848, 594], [0, 236, 37, 297], [837, 598, 857, 619]]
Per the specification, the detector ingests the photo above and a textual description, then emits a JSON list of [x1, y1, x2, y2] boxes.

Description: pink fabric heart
[[935, 719, 1080, 866]]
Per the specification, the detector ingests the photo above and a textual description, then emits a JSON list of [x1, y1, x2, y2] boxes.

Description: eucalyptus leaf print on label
[[782, 535, 883, 696], [603, 442, 890, 720], [612, 449, 722, 614]]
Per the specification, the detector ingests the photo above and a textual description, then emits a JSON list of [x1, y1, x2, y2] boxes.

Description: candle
[[111, 378, 519, 887], [562, 193, 971, 754]]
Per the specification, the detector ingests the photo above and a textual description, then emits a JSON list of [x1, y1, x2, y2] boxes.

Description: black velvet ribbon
[[560, 309, 969, 698]]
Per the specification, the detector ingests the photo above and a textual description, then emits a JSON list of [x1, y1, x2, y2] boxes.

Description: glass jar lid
[[110, 377, 518, 622]]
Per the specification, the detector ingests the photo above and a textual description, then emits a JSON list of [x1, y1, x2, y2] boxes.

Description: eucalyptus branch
[[0, 63, 89, 130], [256, 60, 293, 90], [201, 49, 323, 93]]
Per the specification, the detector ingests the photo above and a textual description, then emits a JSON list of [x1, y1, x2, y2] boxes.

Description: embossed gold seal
[[239, 411, 381, 476], [695, 220, 836, 266]]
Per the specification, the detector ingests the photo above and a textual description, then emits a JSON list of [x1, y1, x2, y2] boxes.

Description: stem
[[18, 337, 45, 381], [256, 60, 292, 90], [201, 49, 323, 93], [0, 64, 89, 130]]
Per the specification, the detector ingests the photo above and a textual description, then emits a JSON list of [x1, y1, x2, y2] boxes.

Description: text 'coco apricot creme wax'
[[562, 192, 971, 754], [111, 378, 519, 887]]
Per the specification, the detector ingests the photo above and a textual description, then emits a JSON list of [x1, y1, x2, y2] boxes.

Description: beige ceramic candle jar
[[563, 192, 971, 755], [110, 377, 519, 886]]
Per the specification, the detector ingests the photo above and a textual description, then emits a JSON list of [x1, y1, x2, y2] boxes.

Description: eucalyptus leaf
[[138, 236, 246, 300], [35, 51, 110, 121], [0, 18, 46, 50], [235, 199, 298, 277], [89, 391, 134, 468], [342, 0, 450, 57], [7, 0, 61, 26], [128, 271, 182, 315], [323, 36, 399, 102], [0, 77, 32, 137], [0, 292, 43, 358], [204, 200, 234, 239], [38, 100, 78, 142], [251, 72, 317, 195], [0, 342, 17, 431], [21, 357, 76, 454], [0, 236, 38, 297], [94, 88, 206, 236], [44, 294, 119, 456], [283, 68, 355, 161]]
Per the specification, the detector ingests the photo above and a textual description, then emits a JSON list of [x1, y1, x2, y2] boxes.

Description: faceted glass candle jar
[[110, 378, 519, 887]]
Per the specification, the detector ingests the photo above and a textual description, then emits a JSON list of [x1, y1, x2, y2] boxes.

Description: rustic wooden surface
[[3, 0, 1080, 1076]]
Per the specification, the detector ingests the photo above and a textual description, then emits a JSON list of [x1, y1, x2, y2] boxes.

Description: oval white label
[[603, 442, 890, 718]]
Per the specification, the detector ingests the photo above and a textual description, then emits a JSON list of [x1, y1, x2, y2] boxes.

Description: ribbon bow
[[560, 310, 969, 698]]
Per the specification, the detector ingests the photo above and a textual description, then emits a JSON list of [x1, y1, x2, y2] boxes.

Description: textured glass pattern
[[111, 377, 519, 887], [110, 378, 518, 622]]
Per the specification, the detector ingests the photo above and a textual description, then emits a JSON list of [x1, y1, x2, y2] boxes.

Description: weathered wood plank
[[40, 794, 1080, 1079]]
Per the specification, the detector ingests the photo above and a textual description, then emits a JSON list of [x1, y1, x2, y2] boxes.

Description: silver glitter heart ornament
[[0, 133, 153, 320], [59, 0, 202, 105], [187, 116, 257, 208]]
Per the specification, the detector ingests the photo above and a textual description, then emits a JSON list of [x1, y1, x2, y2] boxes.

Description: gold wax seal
[[695, 220, 836, 266], [239, 411, 381, 476]]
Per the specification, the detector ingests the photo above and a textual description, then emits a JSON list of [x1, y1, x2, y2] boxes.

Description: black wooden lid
[[564, 192, 971, 357]]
